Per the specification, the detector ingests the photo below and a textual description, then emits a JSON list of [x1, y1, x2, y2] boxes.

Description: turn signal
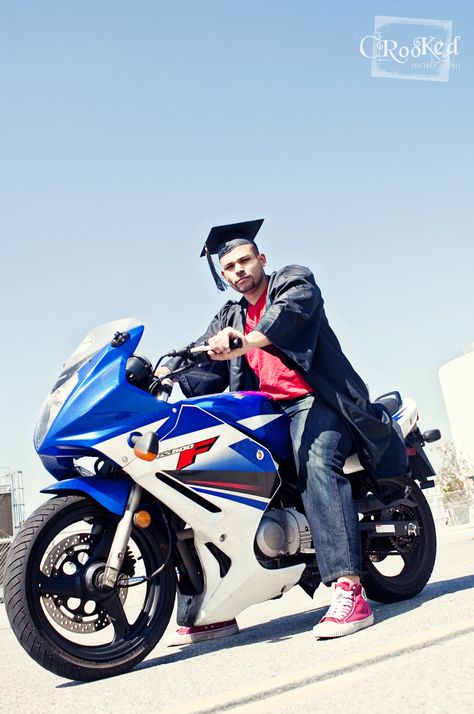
[[132, 432, 159, 461], [134, 448, 158, 462], [133, 510, 152, 529]]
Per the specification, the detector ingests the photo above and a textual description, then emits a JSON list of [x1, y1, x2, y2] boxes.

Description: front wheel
[[3, 495, 176, 681], [360, 477, 436, 603]]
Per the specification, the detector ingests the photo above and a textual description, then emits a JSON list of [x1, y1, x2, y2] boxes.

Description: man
[[158, 219, 407, 645]]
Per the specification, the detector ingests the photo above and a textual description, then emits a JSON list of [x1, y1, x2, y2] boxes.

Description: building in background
[[0, 468, 25, 602], [438, 346, 474, 525], [439, 344, 474, 468], [0, 468, 25, 536]]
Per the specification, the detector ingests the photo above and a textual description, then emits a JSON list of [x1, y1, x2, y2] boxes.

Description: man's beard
[[231, 273, 264, 294]]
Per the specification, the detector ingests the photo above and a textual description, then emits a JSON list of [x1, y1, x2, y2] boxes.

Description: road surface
[[1, 524, 473, 713]]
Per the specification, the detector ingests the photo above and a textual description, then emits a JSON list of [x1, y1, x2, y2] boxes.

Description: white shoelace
[[325, 587, 354, 620]]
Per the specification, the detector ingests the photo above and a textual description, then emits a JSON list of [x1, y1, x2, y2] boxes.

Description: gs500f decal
[[157, 436, 219, 470]]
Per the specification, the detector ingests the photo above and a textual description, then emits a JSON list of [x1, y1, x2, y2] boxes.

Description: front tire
[[360, 477, 436, 603], [4, 495, 176, 681]]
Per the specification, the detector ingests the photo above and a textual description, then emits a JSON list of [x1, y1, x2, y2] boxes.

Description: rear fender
[[41, 476, 131, 516], [405, 428, 436, 489], [408, 446, 436, 489]]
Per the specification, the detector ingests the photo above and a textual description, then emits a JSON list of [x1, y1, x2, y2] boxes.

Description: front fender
[[41, 476, 131, 516]]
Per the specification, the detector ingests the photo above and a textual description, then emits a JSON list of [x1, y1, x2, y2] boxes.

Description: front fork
[[100, 483, 143, 589]]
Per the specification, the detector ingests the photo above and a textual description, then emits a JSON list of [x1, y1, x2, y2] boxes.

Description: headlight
[[34, 372, 79, 449]]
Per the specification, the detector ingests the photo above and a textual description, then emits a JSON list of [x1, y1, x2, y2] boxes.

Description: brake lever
[[154, 337, 244, 387], [164, 337, 243, 360], [189, 337, 243, 355], [163, 343, 196, 359]]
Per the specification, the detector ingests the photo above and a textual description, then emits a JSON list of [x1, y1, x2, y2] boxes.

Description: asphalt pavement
[[1, 523, 473, 713]]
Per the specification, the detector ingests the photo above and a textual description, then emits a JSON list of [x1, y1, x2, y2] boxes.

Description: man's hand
[[208, 327, 271, 361], [154, 365, 172, 379]]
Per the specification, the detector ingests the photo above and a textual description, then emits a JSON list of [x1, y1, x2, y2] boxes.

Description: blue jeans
[[280, 394, 361, 584]]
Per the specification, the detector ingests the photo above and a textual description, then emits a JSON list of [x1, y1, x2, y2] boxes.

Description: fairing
[[36, 321, 173, 469], [41, 476, 130, 516], [36, 321, 292, 488]]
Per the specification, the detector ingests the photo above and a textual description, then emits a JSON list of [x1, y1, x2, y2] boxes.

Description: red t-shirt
[[245, 288, 314, 401]]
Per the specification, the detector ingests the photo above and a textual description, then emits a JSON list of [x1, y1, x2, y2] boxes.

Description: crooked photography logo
[[360, 16, 461, 81]]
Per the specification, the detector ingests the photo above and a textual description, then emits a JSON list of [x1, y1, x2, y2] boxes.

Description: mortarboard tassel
[[205, 247, 227, 291]]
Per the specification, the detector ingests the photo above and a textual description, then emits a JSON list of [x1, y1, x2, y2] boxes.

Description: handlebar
[[164, 337, 243, 359], [148, 337, 244, 401]]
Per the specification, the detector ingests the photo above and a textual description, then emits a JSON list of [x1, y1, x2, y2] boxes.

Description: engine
[[255, 508, 313, 559]]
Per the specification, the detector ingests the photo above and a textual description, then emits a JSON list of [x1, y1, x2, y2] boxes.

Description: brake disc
[[41, 533, 131, 633]]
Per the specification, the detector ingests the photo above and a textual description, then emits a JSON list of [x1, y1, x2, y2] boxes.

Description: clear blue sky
[[1, 1, 472, 513]]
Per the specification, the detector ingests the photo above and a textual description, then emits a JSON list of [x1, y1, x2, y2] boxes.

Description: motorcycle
[[4, 318, 441, 681]]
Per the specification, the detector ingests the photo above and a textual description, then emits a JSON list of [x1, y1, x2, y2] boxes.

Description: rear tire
[[360, 477, 436, 603], [4, 495, 176, 681]]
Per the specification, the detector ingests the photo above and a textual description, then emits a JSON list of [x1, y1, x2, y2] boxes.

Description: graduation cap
[[200, 219, 264, 291]]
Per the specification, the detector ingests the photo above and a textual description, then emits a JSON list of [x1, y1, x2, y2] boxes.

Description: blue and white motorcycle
[[4, 319, 440, 681]]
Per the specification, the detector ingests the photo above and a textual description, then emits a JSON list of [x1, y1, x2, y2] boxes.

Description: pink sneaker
[[313, 581, 374, 639], [167, 619, 239, 646]]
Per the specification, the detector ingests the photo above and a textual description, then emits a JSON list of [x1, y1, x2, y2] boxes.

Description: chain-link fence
[[426, 489, 474, 527], [442, 490, 474, 526], [0, 537, 13, 603]]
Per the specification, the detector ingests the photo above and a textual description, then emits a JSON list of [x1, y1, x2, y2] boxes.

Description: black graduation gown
[[167, 265, 408, 479]]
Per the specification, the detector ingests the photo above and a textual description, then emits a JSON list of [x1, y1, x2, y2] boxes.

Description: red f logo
[[176, 437, 219, 470]]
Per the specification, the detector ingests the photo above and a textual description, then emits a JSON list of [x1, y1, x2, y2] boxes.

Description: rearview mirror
[[422, 429, 441, 443]]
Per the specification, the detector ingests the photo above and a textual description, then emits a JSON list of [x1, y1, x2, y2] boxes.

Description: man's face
[[220, 245, 267, 295]]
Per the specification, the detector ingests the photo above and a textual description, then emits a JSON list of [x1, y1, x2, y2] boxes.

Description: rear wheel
[[360, 477, 436, 603], [4, 495, 176, 681]]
